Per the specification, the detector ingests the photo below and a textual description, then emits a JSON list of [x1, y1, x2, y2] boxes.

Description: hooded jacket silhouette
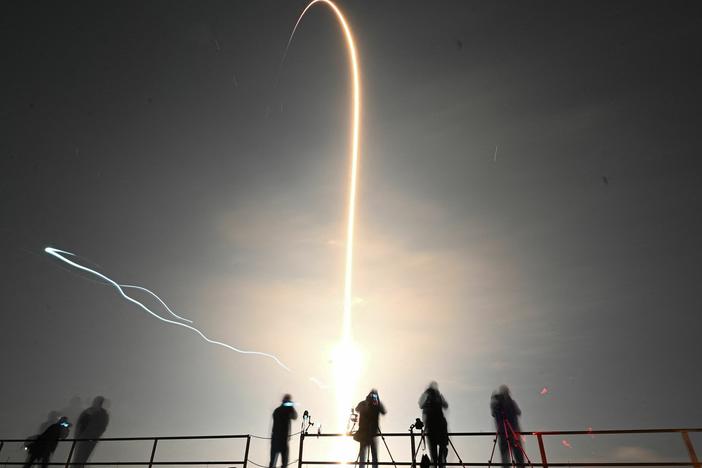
[[72, 397, 110, 468], [419, 383, 449, 468], [24, 417, 70, 468], [355, 390, 386, 468], [269, 395, 298, 468]]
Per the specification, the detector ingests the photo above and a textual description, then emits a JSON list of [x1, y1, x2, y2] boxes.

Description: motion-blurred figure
[[24, 416, 71, 468], [418, 382, 449, 468], [269, 394, 298, 468], [72, 396, 110, 468], [355, 389, 386, 468], [37, 411, 60, 434], [490, 385, 524, 468]]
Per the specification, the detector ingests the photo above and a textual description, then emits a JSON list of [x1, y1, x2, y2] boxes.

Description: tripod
[[376, 427, 398, 468], [300, 411, 315, 435], [413, 424, 460, 468], [348, 408, 359, 435], [487, 419, 532, 468]]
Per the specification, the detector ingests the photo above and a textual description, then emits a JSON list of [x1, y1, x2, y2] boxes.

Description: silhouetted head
[[281, 394, 295, 408], [366, 389, 379, 404], [92, 396, 105, 408], [428, 381, 439, 391], [498, 385, 510, 396]]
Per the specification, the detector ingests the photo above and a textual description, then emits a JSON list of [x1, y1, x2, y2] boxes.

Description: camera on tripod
[[410, 417, 424, 432], [301, 410, 315, 434], [346, 408, 359, 435]]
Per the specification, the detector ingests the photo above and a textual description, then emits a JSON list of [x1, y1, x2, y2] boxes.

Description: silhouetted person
[[37, 411, 60, 434], [490, 385, 524, 468], [72, 396, 110, 468], [24, 416, 71, 468], [418, 382, 449, 468], [269, 394, 298, 468], [355, 389, 386, 468]]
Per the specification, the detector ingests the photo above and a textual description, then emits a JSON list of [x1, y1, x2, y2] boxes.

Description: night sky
[[2, 0, 702, 465]]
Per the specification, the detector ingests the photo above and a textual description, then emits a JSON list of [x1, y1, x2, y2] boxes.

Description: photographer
[[269, 394, 298, 468], [354, 389, 386, 468], [24, 416, 71, 468], [490, 385, 524, 468], [418, 382, 449, 468]]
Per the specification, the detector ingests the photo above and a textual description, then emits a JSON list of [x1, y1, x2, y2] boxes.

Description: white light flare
[[286, 0, 364, 435], [44, 247, 291, 372]]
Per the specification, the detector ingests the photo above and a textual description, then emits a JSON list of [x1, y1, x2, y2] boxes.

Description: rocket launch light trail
[[287, 0, 361, 341], [44, 247, 291, 372], [42, 0, 363, 418], [286, 0, 364, 432]]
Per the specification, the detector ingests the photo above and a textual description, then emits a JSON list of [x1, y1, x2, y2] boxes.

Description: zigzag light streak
[[120, 284, 193, 323], [44, 247, 291, 372]]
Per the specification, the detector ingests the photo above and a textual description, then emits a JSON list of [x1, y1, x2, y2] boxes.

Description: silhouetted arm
[[378, 402, 387, 415], [291, 408, 298, 420], [418, 392, 428, 409]]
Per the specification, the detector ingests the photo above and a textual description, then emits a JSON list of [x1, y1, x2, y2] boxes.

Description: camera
[[412, 418, 424, 431]]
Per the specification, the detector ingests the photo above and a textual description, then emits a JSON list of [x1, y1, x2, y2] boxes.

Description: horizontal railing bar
[[2, 461, 693, 468], [300, 463, 696, 467], [0, 462, 246, 466], [3, 427, 702, 444], [0, 434, 251, 443], [299, 463, 412, 466], [533, 428, 702, 435], [290, 428, 702, 439]]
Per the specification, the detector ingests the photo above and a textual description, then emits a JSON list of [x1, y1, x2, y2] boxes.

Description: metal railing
[[2, 428, 700, 468], [296, 428, 702, 468], [0, 434, 251, 467]]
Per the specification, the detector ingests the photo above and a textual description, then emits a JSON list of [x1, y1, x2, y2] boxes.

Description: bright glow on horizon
[[332, 339, 363, 431], [287, 0, 363, 434]]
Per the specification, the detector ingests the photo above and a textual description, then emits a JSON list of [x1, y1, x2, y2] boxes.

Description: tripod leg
[[414, 431, 426, 460], [502, 421, 516, 467], [505, 420, 531, 467], [447, 437, 466, 468], [377, 430, 398, 468], [488, 433, 498, 468]]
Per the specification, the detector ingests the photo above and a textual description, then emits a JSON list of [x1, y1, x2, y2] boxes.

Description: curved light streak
[[45, 247, 291, 372], [287, 0, 361, 343], [286, 0, 363, 433]]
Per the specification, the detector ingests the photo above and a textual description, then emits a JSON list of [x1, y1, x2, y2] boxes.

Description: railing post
[[410, 430, 416, 468], [682, 431, 701, 468], [243, 435, 251, 468], [536, 434, 548, 468], [64, 440, 77, 468], [297, 432, 305, 468], [148, 438, 159, 468]]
